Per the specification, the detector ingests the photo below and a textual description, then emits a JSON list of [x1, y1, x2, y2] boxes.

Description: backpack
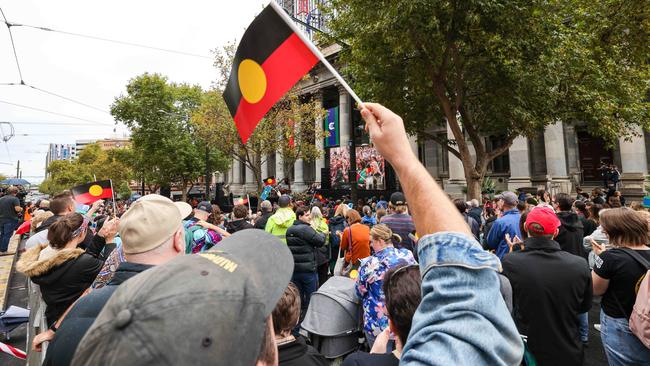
[[619, 248, 650, 348]]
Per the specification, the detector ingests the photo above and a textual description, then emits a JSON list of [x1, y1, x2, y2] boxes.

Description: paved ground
[[1, 237, 28, 366], [0, 235, 21, 310], [585, 297, 608, 366]]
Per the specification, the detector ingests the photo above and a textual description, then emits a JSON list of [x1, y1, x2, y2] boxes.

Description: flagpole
[[109, 179, 117, 217], [247, 194, 252, 213], [269, 1, 363, 106]]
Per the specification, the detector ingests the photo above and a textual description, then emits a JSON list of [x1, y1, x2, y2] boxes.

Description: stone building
[[219, 0, 648, 201]]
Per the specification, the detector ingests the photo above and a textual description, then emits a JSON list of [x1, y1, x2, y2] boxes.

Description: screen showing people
[[329, 146, 385, 190], [355, 146, 385, 190], [330, 146, 350, 189]]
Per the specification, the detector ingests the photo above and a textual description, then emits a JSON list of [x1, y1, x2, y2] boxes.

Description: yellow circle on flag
[[88, 185, 103, 197], [238, 59, 267, 104]]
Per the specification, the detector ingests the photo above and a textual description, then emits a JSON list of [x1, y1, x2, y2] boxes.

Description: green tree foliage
[[326, 0, 648, 199], [111, 73, 229, 201], [193, 45, 326, 194], [39, 143, 133, 197]]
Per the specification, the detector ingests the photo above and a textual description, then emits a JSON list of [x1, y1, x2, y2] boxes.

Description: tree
[[193, 46, 326, 195], [111, 73, 229, 201], [39, 143, 134, 196], [327, 0, 648, 199]]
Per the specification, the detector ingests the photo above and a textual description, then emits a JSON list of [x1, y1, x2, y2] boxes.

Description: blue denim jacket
[[401, 232, 524, 365]]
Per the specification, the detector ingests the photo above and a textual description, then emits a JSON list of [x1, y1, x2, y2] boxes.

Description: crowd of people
[[5, 103, 650, 365]]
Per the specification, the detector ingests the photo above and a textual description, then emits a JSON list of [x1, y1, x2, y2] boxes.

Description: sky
[[0, 0, 266, 183]]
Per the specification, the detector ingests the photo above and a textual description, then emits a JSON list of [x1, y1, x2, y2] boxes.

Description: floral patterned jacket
[[355, 246, 416, 336]]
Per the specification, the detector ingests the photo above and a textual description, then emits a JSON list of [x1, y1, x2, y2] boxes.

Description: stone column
[[408, 135, 418, 157], [543, 121, 571, 194], [245, 164, 255, 192], [275, 151, 285, 182], [232, 157, 243, 195], [338, 87, 351, 148], [444, 120, 466, 196], [314, 92, 324, 184], [507, 136, 532, 191], [619, 125, 648, 200], [293, 159, 307, 192]]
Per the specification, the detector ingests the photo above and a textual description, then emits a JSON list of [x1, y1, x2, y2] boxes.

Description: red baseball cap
[[525, 206, 561, 236]]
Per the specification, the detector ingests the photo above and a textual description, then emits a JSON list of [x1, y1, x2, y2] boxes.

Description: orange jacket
[[342, 223, 371, 265]]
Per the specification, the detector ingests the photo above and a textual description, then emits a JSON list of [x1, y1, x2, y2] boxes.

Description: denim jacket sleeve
[[401, 232, 524, 366]]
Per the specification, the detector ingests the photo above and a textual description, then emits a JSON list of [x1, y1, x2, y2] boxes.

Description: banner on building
[[324, 106, 339, 147]]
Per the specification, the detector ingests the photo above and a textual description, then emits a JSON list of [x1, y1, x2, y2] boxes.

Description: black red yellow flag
[[71, 180, 113, 205], [223, 2, 319, 144]]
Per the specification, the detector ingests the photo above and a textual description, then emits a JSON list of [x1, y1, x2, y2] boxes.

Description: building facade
[[45, 143, 76, 177], [220, 1, 649, 201]]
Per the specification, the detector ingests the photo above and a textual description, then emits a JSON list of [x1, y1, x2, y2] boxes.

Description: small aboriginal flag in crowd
[[264, 176, 276, 186], [233, 196, 249, 206], [222, 2, 320, 144], [71, 180, 113, 205]]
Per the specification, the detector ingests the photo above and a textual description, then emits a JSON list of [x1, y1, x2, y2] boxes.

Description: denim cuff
[[417, 232, 502, 276]]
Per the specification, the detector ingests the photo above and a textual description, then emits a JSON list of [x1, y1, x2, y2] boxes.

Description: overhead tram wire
[[0, 83, 111, 114], [6, 21, 213, 60], [6, 121, 118, 127], [0, 100, 115, 126], [25, 84, 110, 114], [0, 8, 25, 83]]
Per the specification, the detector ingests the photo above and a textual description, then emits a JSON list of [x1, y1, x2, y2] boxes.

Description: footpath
[[0, 235, 21, 310], [0, 235, 28, 366]]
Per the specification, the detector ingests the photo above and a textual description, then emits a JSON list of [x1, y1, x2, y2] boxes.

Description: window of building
[[417, 140, 426, 166], [436, 134, 449, 176], [239, 160, 246, 183], [266, 154, 276, 178], [487, 136, 510, 174]]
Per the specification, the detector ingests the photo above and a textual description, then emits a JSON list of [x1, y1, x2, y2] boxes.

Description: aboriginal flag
[[223, 2, 319, 144], [71, 180, 113, 205]]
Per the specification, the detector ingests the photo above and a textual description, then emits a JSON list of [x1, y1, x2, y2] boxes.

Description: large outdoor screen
[[329, 146, 385, 190], [355, 146, 385, 190]]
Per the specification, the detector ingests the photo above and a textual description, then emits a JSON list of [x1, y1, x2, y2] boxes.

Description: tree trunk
[[466, 176, 482, 201], [283, 161, 292, 191], [181, 180, 188, 202]]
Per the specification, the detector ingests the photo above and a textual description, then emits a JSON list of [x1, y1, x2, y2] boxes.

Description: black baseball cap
[[390, 192, 406, 206], [72, 230, 294, 366], [196, 201, 212, 213]]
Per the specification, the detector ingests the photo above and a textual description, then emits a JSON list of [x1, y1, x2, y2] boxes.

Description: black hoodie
[[278, 336, 327, 366], [226, 218, 254, 234], [555, 211, 586, 258]]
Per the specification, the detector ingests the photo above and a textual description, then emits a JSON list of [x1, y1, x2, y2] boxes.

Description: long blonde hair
[[370, 224, 401, 244]]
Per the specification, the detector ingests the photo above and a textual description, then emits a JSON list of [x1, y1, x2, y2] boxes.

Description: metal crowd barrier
[[26, 280, 47, 366]]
